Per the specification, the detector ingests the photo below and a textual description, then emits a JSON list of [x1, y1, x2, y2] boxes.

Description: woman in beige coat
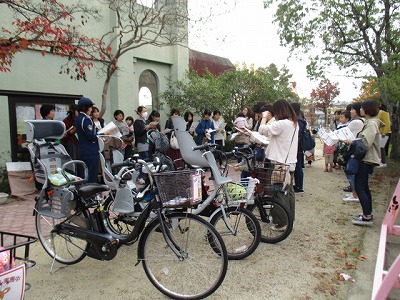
[[352, 100, 381, 226]]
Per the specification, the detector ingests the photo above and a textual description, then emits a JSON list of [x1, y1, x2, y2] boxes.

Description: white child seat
[[171, 116, 232, 185]]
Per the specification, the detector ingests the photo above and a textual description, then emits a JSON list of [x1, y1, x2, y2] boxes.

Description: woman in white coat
[[258, 99, 299, 231]]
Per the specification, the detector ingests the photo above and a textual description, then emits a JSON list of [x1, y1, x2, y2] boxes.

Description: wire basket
[[0, 231, 38, 291], [223, 178, 259, 204], [36, 186, 75, 219], [153, 170, 201, 208], [254, 162, 289, 193]]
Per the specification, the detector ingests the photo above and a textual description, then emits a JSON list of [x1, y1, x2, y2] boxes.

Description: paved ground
[[0, 165, 399, 299], [0, 193, 37, 237]]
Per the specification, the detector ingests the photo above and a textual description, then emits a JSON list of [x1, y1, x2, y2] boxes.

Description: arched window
[[139, 70, 158, 110]]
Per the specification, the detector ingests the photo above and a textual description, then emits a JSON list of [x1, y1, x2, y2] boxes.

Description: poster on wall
[[55, 104, 69, 121]]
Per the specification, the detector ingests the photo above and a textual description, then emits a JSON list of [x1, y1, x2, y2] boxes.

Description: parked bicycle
[[215, 145, 294, 244], [26, 120, 228, 300]]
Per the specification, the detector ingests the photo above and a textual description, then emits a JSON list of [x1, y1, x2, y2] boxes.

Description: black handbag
[[300, 129, 316, 151]]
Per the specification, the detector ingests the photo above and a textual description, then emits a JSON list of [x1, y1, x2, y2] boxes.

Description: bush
[[0, 165, 10, 194]]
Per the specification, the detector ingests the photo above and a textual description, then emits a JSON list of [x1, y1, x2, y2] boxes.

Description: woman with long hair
[[61, 104, 79, 160], [258, 99, 298, 231]]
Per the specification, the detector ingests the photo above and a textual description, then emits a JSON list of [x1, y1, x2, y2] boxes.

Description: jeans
[[294, 152, 304, 190], [346, 174, 356, 193], [355, 162, 374, 216]]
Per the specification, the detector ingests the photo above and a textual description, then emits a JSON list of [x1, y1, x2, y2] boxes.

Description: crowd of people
[[39, 96, 390, 228]]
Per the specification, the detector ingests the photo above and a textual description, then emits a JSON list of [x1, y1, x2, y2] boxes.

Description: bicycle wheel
[[139, 212, 228, 300], [35, 200, 90, 265], [103, 195, 136, 237], [247, 196, 293, 244], [209, 206, 261, 260]]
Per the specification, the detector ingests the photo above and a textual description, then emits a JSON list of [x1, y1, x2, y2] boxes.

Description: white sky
[[188, 0, 367, 103]]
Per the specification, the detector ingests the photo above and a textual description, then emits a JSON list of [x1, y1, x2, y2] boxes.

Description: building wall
[[0, 1, 189, 161]]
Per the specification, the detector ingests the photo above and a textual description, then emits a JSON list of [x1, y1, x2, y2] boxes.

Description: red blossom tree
[[0, 0, 101, 77], [310, 79, 340, 126]]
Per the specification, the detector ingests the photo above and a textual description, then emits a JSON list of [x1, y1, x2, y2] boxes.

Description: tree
[[310, 79, 340, 127], [354, 78, 380, 103], [160, 63, 297, 125], [0, 0, 101, 75], [2, 0, 238, 117], [264, 0, 400, 158]]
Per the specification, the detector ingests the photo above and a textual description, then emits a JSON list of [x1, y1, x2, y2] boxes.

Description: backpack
[[147, 130, 169, 154], [299, 120, 315, 151]]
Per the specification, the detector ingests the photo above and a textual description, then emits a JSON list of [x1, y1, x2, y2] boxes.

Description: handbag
[[169, 131, 179, 150]]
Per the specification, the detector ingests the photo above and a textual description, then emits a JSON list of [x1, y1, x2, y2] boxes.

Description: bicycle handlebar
[[191, 143, 218, 151]]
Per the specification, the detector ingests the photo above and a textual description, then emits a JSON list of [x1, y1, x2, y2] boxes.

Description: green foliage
[[266, 0, 400, 94], [0, 152, 11, 194], [160, 64, 296, 125]]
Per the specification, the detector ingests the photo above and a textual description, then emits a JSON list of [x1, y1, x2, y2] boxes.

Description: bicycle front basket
[[153, 170, 202, 208], [255, 162, 289, 193]]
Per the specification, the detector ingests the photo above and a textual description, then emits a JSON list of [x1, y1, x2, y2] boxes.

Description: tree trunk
[[390, 102, 400, 160], [100, 74, 112, 118]]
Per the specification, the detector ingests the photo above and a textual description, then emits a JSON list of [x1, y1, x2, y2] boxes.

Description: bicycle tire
[[35, 200, 90, 265], [138, 212, 228, 300], [209, 206, 261, 260], [103, 195, 136, 238], [247, 196, 293, 244]]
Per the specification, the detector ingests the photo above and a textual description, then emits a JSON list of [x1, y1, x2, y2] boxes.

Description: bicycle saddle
[[76, 183, 110, 198]]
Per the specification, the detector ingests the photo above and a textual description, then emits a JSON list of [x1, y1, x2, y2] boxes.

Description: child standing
[[233, 112, 247, 129], [323, 143, 335, 172]]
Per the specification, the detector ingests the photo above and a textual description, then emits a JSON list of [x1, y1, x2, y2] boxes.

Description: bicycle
[[217, 145, 294, 244], [26, 120, 228, 300]]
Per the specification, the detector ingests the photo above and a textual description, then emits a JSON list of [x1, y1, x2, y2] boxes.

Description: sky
[[188, 1, 366, 103]]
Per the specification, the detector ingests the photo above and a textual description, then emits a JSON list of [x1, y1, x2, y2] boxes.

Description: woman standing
[[233, 106, 253, 148], [212, 110, 225, 149], [91, 107, 105, 131], [114, 109, 133, 160], [258, 99, 298, 231], [184, 111, 194, 135], [195, 109, 215, 145], [165, 108, 182, 167], [352, 100, 381, 226], [61, 104, 79, 160], [133, 106, 157, 160]]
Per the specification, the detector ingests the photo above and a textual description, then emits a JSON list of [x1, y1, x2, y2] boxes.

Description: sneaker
[[345, 193, 353, 197], [270, 224, 287, 232], [342, 195, 359, 202], [376, 163, 387, 168], [352, 215, 373, 226], [294, 187, 304, 194], [343, 186, 352, 192]]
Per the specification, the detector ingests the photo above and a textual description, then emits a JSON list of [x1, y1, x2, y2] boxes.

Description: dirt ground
[[23, 140, 398, 300]]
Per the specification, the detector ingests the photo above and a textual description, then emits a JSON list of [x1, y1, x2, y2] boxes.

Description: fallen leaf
[[358, 255, 367, 261]]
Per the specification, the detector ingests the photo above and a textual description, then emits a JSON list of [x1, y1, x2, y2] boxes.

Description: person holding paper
[[91, 107, 105, 131], [258, 99, 299, 232], [212, 110, 225, 148], [184, 111, 194, 135], [195, 109, 215, 145], [342, 103, 365, 202], [114, 110, 133, 160]]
